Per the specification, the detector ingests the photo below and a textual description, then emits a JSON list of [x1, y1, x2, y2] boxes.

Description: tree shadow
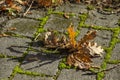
[[7, 45, 28, 54], [22, 52, 63, 70], [8, 40, 65, 70]]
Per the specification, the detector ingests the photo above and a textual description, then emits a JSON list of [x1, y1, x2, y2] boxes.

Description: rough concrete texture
[[13, 74, 53, 80], [0, 37, 31, 57], [44, 14, 79, 32], [104, 66, 120, 80], [0, 58, 19, 79], [21, 51, 61, 76], [57, 69, 96, 80], [5, 18, 39, 37], [0, 2, 120, 80], [85, 10, 120, 28]]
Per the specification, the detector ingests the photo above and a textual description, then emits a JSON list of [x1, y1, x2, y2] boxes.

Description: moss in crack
[[87, 5, 95, 10], [118, 39, 120, 43], [0, 54, 17, 58], [103, 8, 113, 12], [107, 60, 120, 64], [58, 58, 74, 70], [79, 13, 88, 27], [34, 16, 49, 41], [12, 65, 52, 77], [97, 72, 105, 80], [9, 65, 19, 80], [53, 69, 61, 80], [97, 27, 120, 80]]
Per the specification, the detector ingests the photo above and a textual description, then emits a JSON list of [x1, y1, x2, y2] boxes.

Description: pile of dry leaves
[[43, 23, 104, 69], [0, 0, 119, 16]]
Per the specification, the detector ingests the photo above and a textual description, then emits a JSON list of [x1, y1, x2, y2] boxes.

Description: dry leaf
[[0, 33, 9, 37], [15, 0, 27, 5], [87, 42, 103, 56], [67, 23, 76, 48], [63, 13, 69, 19], [37, 0, 52, 7], [67, 52, 92, 69], [8, 27, 17, 31], [44, 31, 59, 45], [43, 24, 104, 70]]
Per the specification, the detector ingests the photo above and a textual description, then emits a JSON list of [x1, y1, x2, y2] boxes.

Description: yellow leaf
[[67, 23, 76, 48]]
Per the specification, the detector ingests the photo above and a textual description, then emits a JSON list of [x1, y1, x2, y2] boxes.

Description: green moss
[[89, 67, 98, 73], [58, 58, 71, 70], [79, 13, 88, 23], [95, 26, 120, 80], [97, 72, 105, 80], [107, 60, 120, 64], [0, 54, 16, 58], [101, 62, 107, 69], [14, 65, 50, 77], [118, 39, 120, 43], [34, 16, 49, 40], [9, 65, 19, 80], [53, 70, 61, 80], [87, 5, 95, 10], [103, 8, 112, 12]]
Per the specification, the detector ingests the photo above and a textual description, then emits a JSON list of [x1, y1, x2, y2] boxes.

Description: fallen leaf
[[67, 23, 76, 48], [37, 0, 52, 7], [8, 27, 17, 30], [87, 42, 103, 56]]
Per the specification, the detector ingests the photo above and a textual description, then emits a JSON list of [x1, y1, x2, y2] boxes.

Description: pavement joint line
[[8, 46, 31, 80], [0, 53, 17, 58], [0, 10, 120, 80], [77, 12, 120, 80], [96, 27, 120, 80], [8, 11, 52, 79], [33, 16, 49, 41]]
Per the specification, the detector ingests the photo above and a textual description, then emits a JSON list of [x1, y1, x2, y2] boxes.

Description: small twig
[[99, 64, 120, 73], [23, 0, 34, 16]]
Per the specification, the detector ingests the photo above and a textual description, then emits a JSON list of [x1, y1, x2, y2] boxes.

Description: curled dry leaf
[[0, 33, 9, 37], [63, 13, 70, 19]]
